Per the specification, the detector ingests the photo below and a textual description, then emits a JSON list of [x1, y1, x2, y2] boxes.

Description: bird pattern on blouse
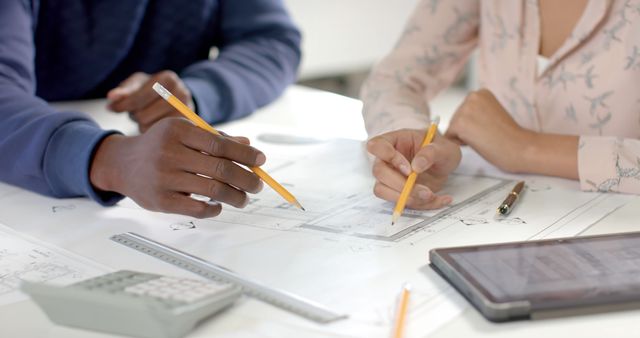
[[361, 0, 640, 194]]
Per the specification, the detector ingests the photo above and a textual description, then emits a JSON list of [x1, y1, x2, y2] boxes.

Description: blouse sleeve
[[579, 136, 640, 193], [360, 0, 480, 137]]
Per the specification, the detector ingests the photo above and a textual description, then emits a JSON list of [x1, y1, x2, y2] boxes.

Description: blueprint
[[103, 138, 635, 337], [0, 138, 634, 337], [0, 223, 107, 306]]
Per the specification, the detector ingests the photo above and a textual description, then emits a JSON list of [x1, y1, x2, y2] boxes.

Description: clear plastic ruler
[[110, 232, 347, 323]]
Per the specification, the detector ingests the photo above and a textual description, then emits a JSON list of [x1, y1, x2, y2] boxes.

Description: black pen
[[496, 181, 525, 216]]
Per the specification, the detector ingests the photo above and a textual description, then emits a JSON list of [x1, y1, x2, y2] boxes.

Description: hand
[[107, 71, 195, 133], [445, 89, 534, 173], [366, 129, 461, 210], [90, 118, 264, 218]]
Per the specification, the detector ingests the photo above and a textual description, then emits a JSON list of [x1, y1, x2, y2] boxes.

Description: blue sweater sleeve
[[181, 0, 302, 124], [0, 0, 122, 205]]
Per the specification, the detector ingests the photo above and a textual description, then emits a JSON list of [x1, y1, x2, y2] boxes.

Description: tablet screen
[[439, 233, 640, 307]]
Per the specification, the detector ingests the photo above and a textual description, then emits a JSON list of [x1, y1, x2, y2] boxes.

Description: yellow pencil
[[392, 283, 411, 338], [152, 82, 304, 211], [391, 116, 440, 225]]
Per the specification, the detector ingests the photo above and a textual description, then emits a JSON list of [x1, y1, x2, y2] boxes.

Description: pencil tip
[[294, 201, 305, 211], [391, 212, 399, 226]]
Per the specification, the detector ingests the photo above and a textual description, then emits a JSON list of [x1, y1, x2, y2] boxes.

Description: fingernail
[[399, 164, 411, 176], [256, 153, 266, 166], [412, 157, 429, 172], [443, 197, 453, 205]]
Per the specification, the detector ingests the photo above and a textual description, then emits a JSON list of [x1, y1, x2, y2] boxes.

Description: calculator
[[21, 270, 242, 338]]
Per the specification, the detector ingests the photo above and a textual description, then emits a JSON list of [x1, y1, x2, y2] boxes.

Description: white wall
[[284, 0, 420, 80]]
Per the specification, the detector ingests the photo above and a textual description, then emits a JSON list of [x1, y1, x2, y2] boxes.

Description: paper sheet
[[0, 223, 107, 306], [0, 138, 634, 337], [97, 139, 634, 337]]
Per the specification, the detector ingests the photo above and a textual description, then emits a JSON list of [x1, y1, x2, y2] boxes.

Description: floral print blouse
[[361, 0, 640, 194]]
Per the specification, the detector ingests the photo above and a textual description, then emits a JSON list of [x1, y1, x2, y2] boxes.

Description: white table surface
[[1, 86, 639, 338]]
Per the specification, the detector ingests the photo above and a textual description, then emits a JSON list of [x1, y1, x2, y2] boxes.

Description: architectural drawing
[[0, 224, 106, 306], [130, 139, 631, 337], [0, 139, 634, 337]]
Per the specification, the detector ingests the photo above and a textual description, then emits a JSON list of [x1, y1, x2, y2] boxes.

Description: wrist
[[513, 128, 539, 174], [516, 131, 579, 179], [89, 134, 127, 193]]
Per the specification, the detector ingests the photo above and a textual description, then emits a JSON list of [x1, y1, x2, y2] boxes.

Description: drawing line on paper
[[527, 194, 610, 240], [300, 179, 512, 242], [52, 204, 76, 213], [170, 221, 197, 231]]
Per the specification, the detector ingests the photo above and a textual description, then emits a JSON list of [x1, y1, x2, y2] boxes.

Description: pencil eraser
[[152, 82, 171, 100]]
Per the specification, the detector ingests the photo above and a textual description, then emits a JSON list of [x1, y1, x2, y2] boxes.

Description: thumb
[[411, 144, 437, 174]]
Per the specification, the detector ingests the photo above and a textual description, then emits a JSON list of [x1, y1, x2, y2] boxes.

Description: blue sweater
[[0, 0, 301, 205]]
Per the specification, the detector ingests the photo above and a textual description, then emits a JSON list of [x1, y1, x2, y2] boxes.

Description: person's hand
[[445, 89, 534, 173], [366, 129, 461, 210], [89, 118, 264, 218], [107, 71, 194, 133]]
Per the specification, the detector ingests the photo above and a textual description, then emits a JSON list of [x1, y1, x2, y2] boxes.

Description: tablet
[[430, 232, 640, 322]]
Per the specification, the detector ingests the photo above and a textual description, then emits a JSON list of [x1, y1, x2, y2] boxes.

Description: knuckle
[[161, 117, 190, 140], [207, 180, 223, 198], [213, 160, 229, 180], [207, 136, 225, 156], [155, 117, 177, 134], [170, 118, 191, 134], [158, 70, 179, 82]]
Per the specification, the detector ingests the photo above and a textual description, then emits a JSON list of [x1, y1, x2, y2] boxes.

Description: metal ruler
[[110, 232, 347, 323]]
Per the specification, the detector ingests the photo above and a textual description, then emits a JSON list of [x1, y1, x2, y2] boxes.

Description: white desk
[[1, 86, 639, 338]]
